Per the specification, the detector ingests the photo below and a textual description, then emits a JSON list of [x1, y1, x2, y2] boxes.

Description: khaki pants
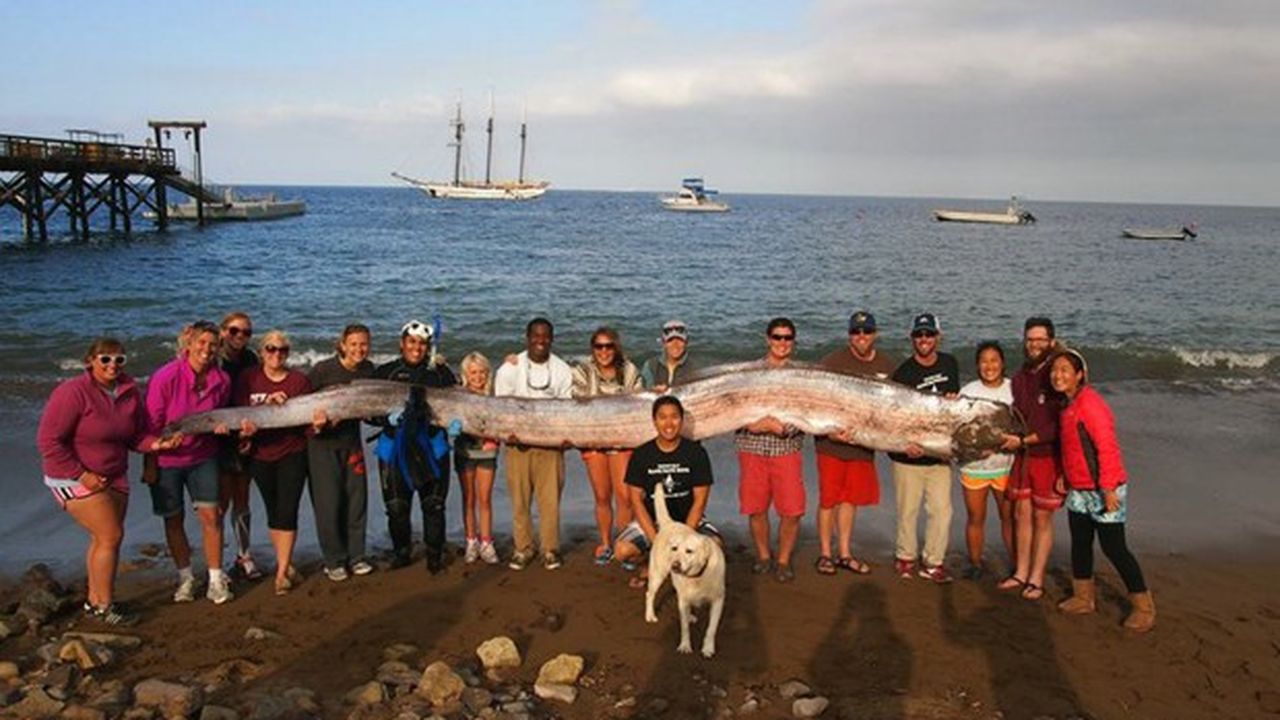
[[506, 446, 565, 556], [891, 462, 953, 567]]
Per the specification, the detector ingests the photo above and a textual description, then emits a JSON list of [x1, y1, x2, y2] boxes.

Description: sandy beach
[[3, 528, 1278, 720]]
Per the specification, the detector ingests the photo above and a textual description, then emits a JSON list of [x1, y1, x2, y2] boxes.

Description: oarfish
[[165, 366, 1020, 463]]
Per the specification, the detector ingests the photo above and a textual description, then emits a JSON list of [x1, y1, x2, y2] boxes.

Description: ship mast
[[484, 92, 495, 186], [449, 100, 464, 186], [518, 103, 528, 184]]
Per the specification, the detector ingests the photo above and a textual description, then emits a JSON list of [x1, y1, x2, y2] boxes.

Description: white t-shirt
[[493, 351, 574, 400], [960, 378, 1015, 477]]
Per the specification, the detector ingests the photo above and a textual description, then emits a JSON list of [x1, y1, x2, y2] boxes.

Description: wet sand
[[4, 533, 1278, 720]]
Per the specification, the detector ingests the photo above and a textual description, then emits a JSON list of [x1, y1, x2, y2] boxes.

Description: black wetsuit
[[372, 358, 457, 571]]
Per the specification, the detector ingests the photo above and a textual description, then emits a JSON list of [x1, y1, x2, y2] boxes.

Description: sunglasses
[[263, 345, 291, 354], [769, 334, 796, 342], [592, 342, 616, 350], [226, 326, 252, 338], [96, 355, 127, 367], [912, 331, 939, 339], [849, 329, 875, 336]]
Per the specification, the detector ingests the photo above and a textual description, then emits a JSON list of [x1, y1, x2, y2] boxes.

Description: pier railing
[[0, 133, 176, 172]]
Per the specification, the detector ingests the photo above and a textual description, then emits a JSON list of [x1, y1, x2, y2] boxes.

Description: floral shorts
[[1065, 484, 1128, 523]]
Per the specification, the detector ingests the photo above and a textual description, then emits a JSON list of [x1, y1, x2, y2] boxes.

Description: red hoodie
[[1058, 385, 1127, 492], [37, 371, 156, 483]]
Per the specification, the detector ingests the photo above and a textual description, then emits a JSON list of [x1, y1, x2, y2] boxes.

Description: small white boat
[[661, 178, 729, 213], [149, 188, 306, 221], [934, 196, 1035, 225], [1121, 225, 1197, 241]]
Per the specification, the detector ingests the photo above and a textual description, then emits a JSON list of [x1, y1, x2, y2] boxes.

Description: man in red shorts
[[812, 311, 897, 576], [997, 317, 1064, 600], [735, 317, 806, 584]]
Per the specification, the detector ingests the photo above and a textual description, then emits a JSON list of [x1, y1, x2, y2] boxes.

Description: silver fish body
[[166, 366, 1018, 463]]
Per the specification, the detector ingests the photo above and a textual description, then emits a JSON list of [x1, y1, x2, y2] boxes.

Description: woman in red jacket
[[1051, 349, 1154, 632], [37, 338, 181, 625]]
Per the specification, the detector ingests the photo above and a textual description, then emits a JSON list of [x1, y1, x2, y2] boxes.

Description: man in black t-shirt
[[889, 313, 961, 584], [614, 397, 720, 582], [372, 320, 458, 574]]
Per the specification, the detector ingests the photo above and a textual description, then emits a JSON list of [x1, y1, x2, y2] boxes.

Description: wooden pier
[[0, 126, 220, 242]]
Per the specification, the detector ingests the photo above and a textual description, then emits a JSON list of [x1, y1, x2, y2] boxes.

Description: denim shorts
[[150, 458, 220, 517]]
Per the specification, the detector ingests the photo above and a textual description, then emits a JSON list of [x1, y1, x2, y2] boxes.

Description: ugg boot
[[1057, 578, 1097, 615], [1124, 591, 1156, 633]]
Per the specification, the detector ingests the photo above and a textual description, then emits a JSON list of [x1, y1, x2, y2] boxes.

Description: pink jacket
[[145, 357, 231, 469], [37, 372, 156, 482], [1058, 385, 1128, 492]]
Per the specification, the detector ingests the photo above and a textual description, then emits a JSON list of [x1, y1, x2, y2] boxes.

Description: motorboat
[[153, 187, 306, 221], [1121, 225, 1197, 241], [661, 178, 729, 213], [934, 196, 1035, 225]]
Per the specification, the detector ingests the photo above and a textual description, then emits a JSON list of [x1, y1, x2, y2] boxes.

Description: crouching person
[[614, 396, 720, 589]]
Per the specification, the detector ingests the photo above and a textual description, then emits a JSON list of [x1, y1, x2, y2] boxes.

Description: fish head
[[951, 402, 1023, 464]]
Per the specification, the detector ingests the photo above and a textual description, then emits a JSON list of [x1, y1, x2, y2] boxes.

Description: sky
[[2, 0, 1278, 205]]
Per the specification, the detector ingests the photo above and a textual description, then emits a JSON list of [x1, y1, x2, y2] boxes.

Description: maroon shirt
[[1011, 359, 1061, 458], [233, 367, 311, 462]]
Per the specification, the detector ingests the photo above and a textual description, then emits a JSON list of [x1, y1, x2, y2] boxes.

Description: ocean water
[[1, 188, 1277, 573]]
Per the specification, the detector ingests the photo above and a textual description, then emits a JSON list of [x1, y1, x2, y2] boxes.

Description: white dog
[[644, 483, 726, 658]]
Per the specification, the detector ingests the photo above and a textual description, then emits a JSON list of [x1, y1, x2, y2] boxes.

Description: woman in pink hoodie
[[37, 338, 180, 626]]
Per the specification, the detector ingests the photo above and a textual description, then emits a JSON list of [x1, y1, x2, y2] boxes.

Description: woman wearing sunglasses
[[38, 338, 182, 625], [571, 326, 643, 565], [218, 312, 263, 582], [233, 330, 313, 595]]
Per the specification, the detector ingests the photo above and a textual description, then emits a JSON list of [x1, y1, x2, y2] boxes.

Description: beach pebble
[[645, 696, 670, 714], [7, 687, 66, 717], [382, 643, 419, 663], [195, 658, 267, 694], [346, 681, 388, 706], [63, 631, 144, 649], [132, 678, 205, 719], [416, 662, 464, 706], [59, 638, 114, 670], [283, 687, 320, 714], [461, 687, 493, 713], [534, 682, 577, 704], [613, 696, 637, 709], [61, 704, 107, 720], [243, 626, 282, 641], [121, 708, 158, 720], [86, 679, 130, 709], [739, 698, 760, 714], [0, 661, 18, 681], [792, 696, 829, 718], [710, 685, 728, 699], [535, 654, 584, 686], [500, 700, 532, 714], [43, 663, 80, 700], [475, 636, 521, 670], [198, 705, 240, 720], [778, 680, 811, 699], [0, 617, 15, 641], [377, 661, 420, 689]]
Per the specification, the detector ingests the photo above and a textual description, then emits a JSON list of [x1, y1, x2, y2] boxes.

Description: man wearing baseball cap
[[889, 312, 961, 583], [812, 310, 898, 576], [372, 320, 458, 575], [640, 320, 702, 391]]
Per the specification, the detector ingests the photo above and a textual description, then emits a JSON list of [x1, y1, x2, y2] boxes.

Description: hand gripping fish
[[164, 365, 1021, 462]]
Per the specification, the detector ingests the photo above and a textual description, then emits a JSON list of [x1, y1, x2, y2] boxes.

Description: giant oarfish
[[164, 365, 1020, 462]]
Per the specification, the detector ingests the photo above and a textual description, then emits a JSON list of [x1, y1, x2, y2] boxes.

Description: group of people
[[36, 310, 1154, 633]]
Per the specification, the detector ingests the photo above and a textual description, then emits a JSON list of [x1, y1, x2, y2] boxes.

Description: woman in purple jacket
[[37, 338, 180, 625]]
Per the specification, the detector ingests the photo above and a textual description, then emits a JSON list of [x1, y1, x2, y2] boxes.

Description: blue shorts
[[617, 518, 720, 554], [150, 458, 220, 518]]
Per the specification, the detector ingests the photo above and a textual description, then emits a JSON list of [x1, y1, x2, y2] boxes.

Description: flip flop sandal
[[836, 556, 872, 575], [751, 559, 776, 575], [594, 547, 614, 566], [815, 555, 838, 576], [620, 560, 639, 572], [776, 564, 796, 583], [998, 575, 1028, 591], [628, 573, 648, 590], [1021, 583, 1045, 601]]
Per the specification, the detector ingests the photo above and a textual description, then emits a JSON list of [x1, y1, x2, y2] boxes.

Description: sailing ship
[[393, 99, 548, 200], [934, 196, 1036, 225]]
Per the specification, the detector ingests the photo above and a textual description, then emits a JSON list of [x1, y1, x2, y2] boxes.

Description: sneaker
[[234, 555, 264, 581], [207, 575, 234, 605], [324, 566, 349, 582], [173, 575, 196, 603], [274, 576, 293, 596], [464, 538, 480, 564], [86, 602, 140, 627], [508, 550, 534, 571], [426, 554, 444, 575], [351, 560, 375, 576], [479, 541, 500, 565], [918, 564, 954, 584], [893, 558, 917, 579], [542, 551, 563, 570]]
